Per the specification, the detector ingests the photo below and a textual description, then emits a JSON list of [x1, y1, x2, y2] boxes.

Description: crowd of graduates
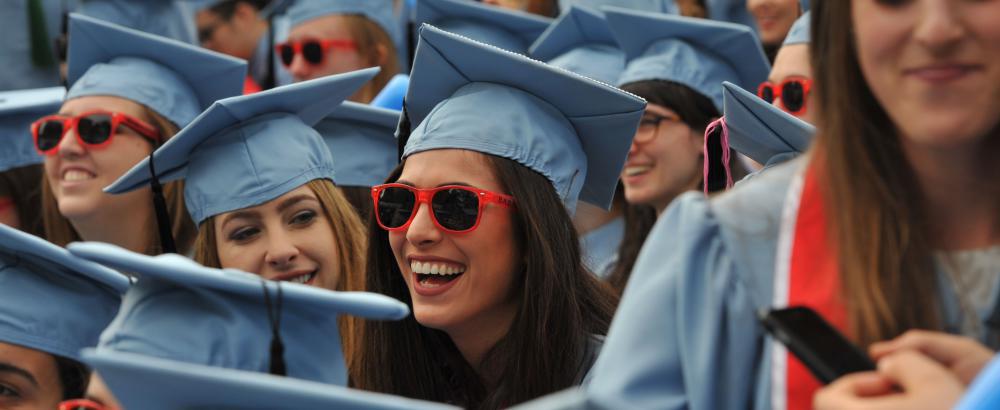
[[0, 0, 997, 409]]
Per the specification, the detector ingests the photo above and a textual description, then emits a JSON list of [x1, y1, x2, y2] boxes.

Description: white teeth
[[63, 170, 95, 182], [289, 272, 315, 284], [624, 166, 652, 177], [410, 261, 466, 276]]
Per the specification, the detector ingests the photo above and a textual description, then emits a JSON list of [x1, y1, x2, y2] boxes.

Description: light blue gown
[[581, 217, 625, 279]]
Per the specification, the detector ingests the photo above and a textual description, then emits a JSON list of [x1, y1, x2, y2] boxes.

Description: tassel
[[148, 157, 176, 254], [703, 117, 734, 196], [261, 281, 286, 376], [269, 334, 286, 376]]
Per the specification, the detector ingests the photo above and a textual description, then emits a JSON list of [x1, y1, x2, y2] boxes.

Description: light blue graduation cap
[[286, 0, 399, 46], [66, 14, 246, 129], [77, 0, 199, 44], [103, 67, 381, 226], [800, 0, 810, 12], [529, 6, 624, 85], [371, 74, 410, 111], [606, 7, 770, 111], [0, 87, 64, 172], [721, 81, 814, 167], [782, 11, 811, 46], [402, 25, 646, 212], [558, 0, 675, 14], [415, 0, 553, 54], [68, 241, 409, 386], [0, 224, 129, 362], [316, 101, 399, 187], [956, 354, 1000, 410], [82, 350, 458, 410]]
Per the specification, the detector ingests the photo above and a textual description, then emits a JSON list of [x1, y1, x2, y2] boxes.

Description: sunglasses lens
[[759, 85, 775, 103], [35, 120, 65, 152], [302, 41, 324, 65], [278, 44, 295, 66], [781, 81, 806, 112], [77, 114, 114, 145], [432, 188, 480, 232], [377, 187, 417, 229]]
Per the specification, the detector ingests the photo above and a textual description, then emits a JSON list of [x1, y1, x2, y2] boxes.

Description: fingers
[[871, 330, 995, 384], [877, 350, 963, 393], [814, 372, 893, 410]]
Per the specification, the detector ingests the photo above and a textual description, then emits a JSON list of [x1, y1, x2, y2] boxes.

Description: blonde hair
[[341, 14, 400, 103], [192, 178, 368, 368], [41, 105, 196, 255]]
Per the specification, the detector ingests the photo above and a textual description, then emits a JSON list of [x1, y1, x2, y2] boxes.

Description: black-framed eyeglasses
[[634, 113, 682, 143]]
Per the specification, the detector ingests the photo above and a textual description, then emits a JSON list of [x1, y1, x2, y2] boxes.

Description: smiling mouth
[[283, 270, 317, 285], [411, 260, 466, 288], [624, 165, 652, 177], [62, 169, 96, 182]]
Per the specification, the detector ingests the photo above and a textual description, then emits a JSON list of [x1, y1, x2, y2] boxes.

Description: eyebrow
[[276, 194, 319, 213], [394, 180, 474, 188], [220, 209, 261, 228], [0, 361, 39, 388]]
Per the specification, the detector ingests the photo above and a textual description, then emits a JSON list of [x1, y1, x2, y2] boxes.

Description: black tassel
[[261, 281, 286, 376], [396, 100, 411, 162], [148, 156, 176, 254], [269, 334, 286, 376]]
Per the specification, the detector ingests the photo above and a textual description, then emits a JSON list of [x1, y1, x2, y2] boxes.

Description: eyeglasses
[[634, 113, 683, 144], [372, 183, 515, 233], [275, 39, 357, 67], [757, 77, 813, 116], [31, 110, 162, 155], [58, 399, 107, 410]]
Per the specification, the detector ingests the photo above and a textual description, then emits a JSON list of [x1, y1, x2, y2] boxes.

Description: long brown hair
[[354, 155, 618, 409], [341, 15, 400, 103], [811, 1, 941, 346], [192, 178, 368, 366], [41, 105, 196, 255], [0, 164, 45, 237]]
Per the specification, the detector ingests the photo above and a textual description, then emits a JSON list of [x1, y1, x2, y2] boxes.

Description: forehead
[[769, 44, 813, 82], [288, 14, 354, 41], [399, 149, 503, 192], [0, 341, 57, 381], [61, 95, 148, 118]]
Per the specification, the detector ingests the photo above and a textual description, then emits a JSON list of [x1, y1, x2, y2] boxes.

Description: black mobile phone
[[758, 306, 876, 384]]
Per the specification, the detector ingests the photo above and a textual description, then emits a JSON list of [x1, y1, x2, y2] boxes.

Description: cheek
[[95, 137, 154, 174]]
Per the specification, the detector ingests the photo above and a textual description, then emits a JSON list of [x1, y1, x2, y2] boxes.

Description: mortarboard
[[0, 87, 64, 172], [782, 11, 811, 46], [721, 81, 814, 167], [415, 0, 553, 54], [286, 0, 399, 46], [316, 101, 400, 187], [529, 6, 624, 85]]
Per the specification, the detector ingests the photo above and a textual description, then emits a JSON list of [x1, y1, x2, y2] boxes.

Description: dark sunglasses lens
[[302, 41, 324, 64], [377, 187, 417, 228], [431, 188, 480, 231], [35, 120, 65, 152], [77, 114, 114, 145], [781, 81, 806, 112], [278, 45, 295, 66], [759, 85, 775, 103]]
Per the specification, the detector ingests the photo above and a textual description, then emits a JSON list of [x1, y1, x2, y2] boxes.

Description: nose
[[57, 125, 85, 158], [404, 202, 443, 248], [287, 51, 312, 81], [264, 228, 300, 269], [914, 0, 965, 53]]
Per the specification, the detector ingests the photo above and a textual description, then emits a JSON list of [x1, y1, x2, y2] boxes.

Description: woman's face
[[43, 96, 157, 224], [853, 0, 1000, 147], [621, 104, 704, 212], [770, 43, 816, 124], [214, 184, 341, 289], [388, 149, 521, 335], [481, 0, 529, 11], [0, 197, 20, 230], [747, 0, 802, 46], [286, 15, 368, 84], [0, 342, 62, 410]]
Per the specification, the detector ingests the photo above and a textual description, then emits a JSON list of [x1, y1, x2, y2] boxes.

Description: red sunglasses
[[371, 183, 515, 233], [275, 38, 357, 67], [757, 77, 813, 116], [31, 110, 162, 155], [58, 399, 107, 410]]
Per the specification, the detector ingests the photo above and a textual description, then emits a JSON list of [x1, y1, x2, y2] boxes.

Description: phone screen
[[759, 306, 876, 383]]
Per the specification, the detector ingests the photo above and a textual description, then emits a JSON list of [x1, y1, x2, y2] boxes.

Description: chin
[[412, 305, 458, 331], [55, 197, 101, 221], [903, 118, 1000, 148]]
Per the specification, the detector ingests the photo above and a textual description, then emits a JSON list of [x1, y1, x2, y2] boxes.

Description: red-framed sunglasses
[[31, 110, 162, 156], [275, 38, 357, 67], [757, 77, 813, 116], [371, 183, 515, 233], [58, 399, 107, 410]]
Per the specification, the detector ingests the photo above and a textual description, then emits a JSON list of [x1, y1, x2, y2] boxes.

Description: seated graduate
[[414, 0, 552, 55], [759, 11, 816, 124], [0, 87, 64, 236], [38, 14, 245, 255], [353, 24, 644, 409], [0, 224, 128, 409]]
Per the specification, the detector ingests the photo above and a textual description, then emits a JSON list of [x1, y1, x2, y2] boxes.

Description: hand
[[814, 350, 964, 410], [870, 330, 994, 385]]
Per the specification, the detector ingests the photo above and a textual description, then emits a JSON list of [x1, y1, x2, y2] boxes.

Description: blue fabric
[[78, 0, 198, 44], [403, 25, 645, 212], [782, 11, 811, 46], [65, 14, 246, 128], [607, 7, 770, 111], [530, 6, 624, 85], [316, 101, 399, 187], [580, 217, 625, 279], [722, 81, 814, 166], [104, 68, 380, 225], [371, 74, 409, 111], [0, 225, 128, 362], [957, 354, 1000, 410], [558, 0, 675, 14], [286, 0, 399, 46], [0, 87, 64, 172], [68, 242, 409, 386], [416, 0, 553, 54]]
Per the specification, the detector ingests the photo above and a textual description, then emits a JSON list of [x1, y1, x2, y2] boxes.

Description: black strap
[[396, 100, 411, 162], [262, 280, 286, 376], [148, 157, 177, 254], [263, 14, 276, 90]]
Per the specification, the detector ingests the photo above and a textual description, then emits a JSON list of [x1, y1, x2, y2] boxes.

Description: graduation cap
[[782, 11, 811, 46], [529, 6, 624, 85], [371, 74, 410, 111], [0, 87, 64, 173], [286, 0, 399, 46], [401, 24, 646, 213], [76, 0, 200, 44], [82, 349, 458, 410], [415, 0, 553, 54], [316, 101, 400, 187], [104, 67, 380, 227], [557, 0, 674, 14], [606, 7, 770, 111], [721, 81, 814, 167], [66, 13, 246, 129], [68, 241, 409, 385], [0, 224, 129, 362]]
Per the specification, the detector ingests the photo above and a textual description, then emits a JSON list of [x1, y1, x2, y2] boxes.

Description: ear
[[372, 42, 390, 67]]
